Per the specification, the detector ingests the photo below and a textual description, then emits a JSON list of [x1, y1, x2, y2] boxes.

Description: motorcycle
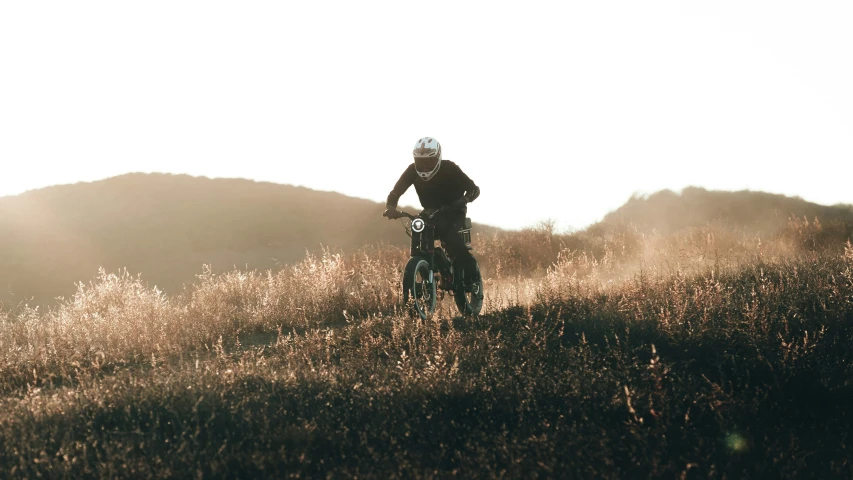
[[389, 199, 484, 319]]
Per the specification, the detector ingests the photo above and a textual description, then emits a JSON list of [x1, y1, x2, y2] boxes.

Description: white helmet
[[412, 137, 442, 181]]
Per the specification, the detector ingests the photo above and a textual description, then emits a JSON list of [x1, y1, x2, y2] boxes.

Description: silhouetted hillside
[[0, 173, 495, 305], [4, 179, 850, 307], [601, 187, 853, 234]]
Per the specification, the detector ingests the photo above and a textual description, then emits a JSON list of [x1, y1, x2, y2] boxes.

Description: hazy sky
[[1, 1, 851, 229]]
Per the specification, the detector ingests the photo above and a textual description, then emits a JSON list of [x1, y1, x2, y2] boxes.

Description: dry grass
[[1, 221, 852, 478]]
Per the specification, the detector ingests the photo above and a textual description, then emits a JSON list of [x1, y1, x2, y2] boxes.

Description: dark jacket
[[386, 160, 479, 209]]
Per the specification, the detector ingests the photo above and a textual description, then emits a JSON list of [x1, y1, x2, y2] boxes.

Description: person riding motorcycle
[[383, 137, 481, 284]]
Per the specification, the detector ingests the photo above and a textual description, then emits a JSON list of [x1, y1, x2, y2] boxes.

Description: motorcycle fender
[[403, 256, 430, 288]]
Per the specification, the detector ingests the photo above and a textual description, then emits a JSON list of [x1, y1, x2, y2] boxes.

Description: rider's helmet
[[412, 137, 442, 181]]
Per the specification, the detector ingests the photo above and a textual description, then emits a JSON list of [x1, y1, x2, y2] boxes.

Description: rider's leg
[[435, 212, 479, 286]]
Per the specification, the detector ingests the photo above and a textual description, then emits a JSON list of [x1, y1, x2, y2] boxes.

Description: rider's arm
[[386, 165, 415, 208], [452, 162, 480, 202]]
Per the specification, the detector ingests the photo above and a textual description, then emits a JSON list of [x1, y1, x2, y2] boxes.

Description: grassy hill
[[0, 173, 496, 306], [601, 187, 853, 234], [1, 180, 852, 477], [1, 204, 852, 477], [3, 179, 851, 307]]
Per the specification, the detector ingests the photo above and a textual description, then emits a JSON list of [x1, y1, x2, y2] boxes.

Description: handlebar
[[390, 197, 468, 221]]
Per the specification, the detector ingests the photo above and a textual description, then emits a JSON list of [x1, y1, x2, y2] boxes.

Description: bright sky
[[1, 1, 851, 230]]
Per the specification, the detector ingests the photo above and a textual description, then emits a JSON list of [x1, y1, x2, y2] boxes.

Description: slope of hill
[[601, 187, 853, 234], [3, 178, 850, 306], [0, 173, 496, 305], [2, 200, 852, 477]]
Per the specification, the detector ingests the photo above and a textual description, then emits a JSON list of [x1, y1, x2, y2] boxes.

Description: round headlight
[[412, 218, 425, 233]]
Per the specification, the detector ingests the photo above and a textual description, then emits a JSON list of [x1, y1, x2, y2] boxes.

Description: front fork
[[433, 249, 455, 290], [403, 250, 455, 301]]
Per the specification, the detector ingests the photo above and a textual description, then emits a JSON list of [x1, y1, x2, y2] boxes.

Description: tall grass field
[[1, 216, 852, 478]]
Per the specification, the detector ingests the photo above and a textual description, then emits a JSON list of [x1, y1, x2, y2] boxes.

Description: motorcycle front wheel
[[402, 257, 436, 320]]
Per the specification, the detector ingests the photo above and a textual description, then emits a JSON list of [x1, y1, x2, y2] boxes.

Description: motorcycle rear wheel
[[453, 259, 483, 318]]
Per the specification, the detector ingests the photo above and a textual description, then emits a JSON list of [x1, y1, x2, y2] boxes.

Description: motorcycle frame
[[409, 220, 455, 291]]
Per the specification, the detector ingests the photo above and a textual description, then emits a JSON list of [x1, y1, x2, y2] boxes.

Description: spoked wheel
[[403, 257, 436, 320], [453, 259, 483, 318]]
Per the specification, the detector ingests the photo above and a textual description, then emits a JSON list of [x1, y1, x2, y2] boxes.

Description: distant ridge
[[2, 177, 850, 306], [600, 187, 853, 234], [0, 173, 496, 305]]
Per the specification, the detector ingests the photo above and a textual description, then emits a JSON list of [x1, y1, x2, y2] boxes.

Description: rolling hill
[[2, 177, 851, 307], [0, 173, 495, 306], [600, 186, 853, 234]]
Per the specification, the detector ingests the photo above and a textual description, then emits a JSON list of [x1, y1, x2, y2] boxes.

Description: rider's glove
[[464, 186, 480, 203], [383, 207, 399, 219]]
